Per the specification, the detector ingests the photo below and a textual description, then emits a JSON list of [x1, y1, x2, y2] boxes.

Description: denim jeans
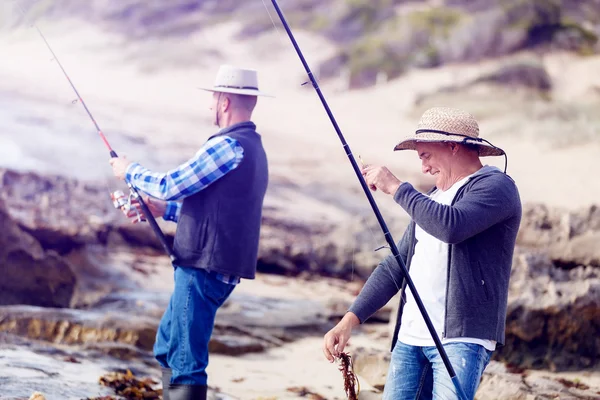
[[383, 341, 493, 400], [153, 266, 235, 385]]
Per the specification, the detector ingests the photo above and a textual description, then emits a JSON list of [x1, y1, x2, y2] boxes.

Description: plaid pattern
[[163, 200, 181, 222], [125, 134, 244, 285], [125, 135, 244, 205]]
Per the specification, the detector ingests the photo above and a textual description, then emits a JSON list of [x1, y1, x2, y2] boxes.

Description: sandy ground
[[208, 335, 385, 400]]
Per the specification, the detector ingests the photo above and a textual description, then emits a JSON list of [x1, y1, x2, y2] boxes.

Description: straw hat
[[394, 107, 504, 157], [198, 65, 274, 97]]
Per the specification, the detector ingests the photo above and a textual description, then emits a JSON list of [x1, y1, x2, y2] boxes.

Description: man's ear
[[222, 95, 231, 112], [449, 142, 460, 155]]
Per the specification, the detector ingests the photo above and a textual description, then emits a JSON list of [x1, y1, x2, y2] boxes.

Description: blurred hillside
[[5, 0, 600, 88]]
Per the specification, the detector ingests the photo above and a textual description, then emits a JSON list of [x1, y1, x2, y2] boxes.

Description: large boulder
[[517, 203, 600, 268], [0, 198, 76, 308], [498, 251, 600, 370], [0, 168, 175, 253], [498, 203, 600, 370]]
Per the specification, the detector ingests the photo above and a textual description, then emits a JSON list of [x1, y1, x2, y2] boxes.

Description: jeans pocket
[[203, 273, 234, 305]]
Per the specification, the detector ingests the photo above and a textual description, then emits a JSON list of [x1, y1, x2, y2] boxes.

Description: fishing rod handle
[[128, 185, 177, 262], [110, 149, 176, 261]]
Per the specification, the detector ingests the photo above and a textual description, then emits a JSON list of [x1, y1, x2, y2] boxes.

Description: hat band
[[215, 84, 259, 90], [416, 129, 483, 143]]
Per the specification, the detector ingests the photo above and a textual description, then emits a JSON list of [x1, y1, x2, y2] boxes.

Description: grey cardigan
[[348, 166, 522, 349]]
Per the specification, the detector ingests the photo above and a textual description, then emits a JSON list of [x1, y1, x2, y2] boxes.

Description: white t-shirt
[[397, 172, 497, 351]]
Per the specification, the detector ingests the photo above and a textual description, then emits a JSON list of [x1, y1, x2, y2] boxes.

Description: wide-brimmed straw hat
[[394, 107, 504, 157], [198, 65, 274, 97]]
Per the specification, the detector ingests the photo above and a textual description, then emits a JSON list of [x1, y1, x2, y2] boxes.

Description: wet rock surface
[[0, 333, 233, 400]]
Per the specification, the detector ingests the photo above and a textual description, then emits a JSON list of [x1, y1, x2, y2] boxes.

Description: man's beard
[[214, 110, 220, 127]]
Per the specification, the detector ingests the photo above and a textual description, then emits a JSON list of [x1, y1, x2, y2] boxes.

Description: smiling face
[[415, 142, 458, 187]]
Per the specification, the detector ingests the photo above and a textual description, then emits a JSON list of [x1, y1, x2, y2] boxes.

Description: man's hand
[[361, 165, 403, 195], [124, 195, 167, 223], [109, 156, 132, 181], [322, 312, 360, 362]]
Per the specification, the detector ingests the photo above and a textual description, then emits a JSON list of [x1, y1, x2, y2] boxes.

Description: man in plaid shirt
[[110, 65, 272, 400], [123, 135, 245, 284]]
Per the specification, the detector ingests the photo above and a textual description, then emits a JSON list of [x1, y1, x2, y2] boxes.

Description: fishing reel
[[110, 189, 146, 223]]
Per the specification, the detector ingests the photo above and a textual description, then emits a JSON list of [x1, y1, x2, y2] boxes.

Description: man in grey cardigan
[[322, 107, 522, 400]]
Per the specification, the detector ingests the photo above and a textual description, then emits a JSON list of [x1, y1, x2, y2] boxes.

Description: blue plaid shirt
[[125, 134, 244, 285]]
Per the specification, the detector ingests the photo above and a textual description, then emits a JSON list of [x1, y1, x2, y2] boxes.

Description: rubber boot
[[168, 384, 208, 400], [161, 368, 172, 400]]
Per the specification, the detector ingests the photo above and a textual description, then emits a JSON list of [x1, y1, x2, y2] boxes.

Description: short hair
[[228, 93, 257, 112], [460, 142, 480, 154]]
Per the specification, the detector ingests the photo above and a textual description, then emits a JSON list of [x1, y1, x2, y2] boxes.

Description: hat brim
[[394, 132, 504, 157], [198, 87, 275, 98]]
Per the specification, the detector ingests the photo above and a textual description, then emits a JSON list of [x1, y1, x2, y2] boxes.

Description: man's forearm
[[347, 254, 404, 323], [393, 177, 519, 244]]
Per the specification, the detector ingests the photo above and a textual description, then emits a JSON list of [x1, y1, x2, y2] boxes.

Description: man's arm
[[123, 136, 244, 222], [347, 224, 413, 323], [394, 174, 520, 244]]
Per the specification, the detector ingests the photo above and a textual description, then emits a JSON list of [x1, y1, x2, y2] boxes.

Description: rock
[[471, 61, 552, 92], [476, 361, 600, 400], [497, 251, 600, 371], [0, 305, 158, 351], [208, 334, 269, 356], [0, 198, 77, 308], [0, 330, 234, 399], [497, 203, 600, 370], [0, 334, 115, 399], [550, 231, 600, 270], [0, 168, 407, 283], [0, 168, 176, 254], [216, 292, 333, 333], [0, 290, 339, 357], [517, 203, 600, 252]]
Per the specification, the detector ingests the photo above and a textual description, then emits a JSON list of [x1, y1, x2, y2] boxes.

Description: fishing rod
[[268, 1, 467, 399], [26, 17, 177, 263]]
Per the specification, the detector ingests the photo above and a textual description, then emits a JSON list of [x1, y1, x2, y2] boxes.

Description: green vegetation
[[502, 0, 598, 55], [316, 0, 600, 89], [407, 6, 464, 38], [339, 6, 465, 88]]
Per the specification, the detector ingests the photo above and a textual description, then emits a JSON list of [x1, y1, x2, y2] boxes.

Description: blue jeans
[[153, 266, 235, 385], [383, 341, 492, 400]]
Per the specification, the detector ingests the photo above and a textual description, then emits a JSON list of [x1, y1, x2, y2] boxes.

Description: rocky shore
[[0, 168, 599, 399]]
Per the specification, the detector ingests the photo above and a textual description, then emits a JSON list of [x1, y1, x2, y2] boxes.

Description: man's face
[[415, 142, 455, 186]]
